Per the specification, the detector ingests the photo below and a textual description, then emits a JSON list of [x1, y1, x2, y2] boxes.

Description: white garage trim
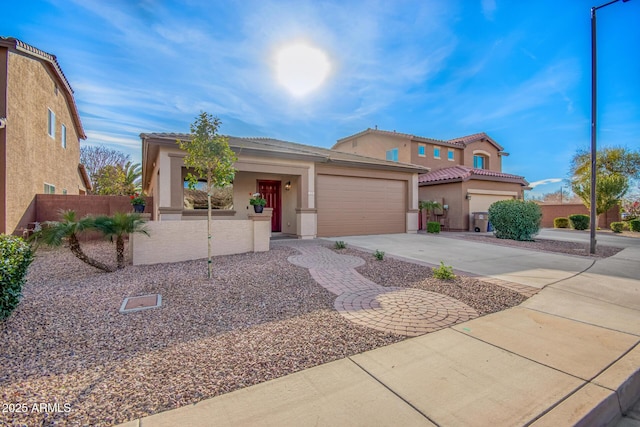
[[467, 189, 519, 196]]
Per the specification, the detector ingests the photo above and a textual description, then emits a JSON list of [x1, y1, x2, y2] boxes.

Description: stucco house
[[140, 133, 427, 239], [333, 128, 529, 231], [0, 37, 90, 234]]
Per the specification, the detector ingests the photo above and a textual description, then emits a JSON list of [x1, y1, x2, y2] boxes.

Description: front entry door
[[257, 180, 281, 232]]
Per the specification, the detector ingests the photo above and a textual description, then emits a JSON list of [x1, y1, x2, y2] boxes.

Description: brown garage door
[[317, 174, 406, 237]]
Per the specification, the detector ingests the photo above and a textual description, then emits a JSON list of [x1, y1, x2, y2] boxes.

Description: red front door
[[257, 180, 281, 232]]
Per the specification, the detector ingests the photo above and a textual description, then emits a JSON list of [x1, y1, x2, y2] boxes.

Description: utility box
[[472, 212, 489, 232]]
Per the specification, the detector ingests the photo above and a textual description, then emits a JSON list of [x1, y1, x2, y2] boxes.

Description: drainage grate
[[120, 294, 162, 314]]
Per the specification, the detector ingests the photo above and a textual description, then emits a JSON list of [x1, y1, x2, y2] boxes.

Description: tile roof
[[0, 37, 85, 139], [140, 133, 429, 173], [418, 165, 528, 186]]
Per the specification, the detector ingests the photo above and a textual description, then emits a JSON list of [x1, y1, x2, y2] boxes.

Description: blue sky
[[3, 0, 639, 196]]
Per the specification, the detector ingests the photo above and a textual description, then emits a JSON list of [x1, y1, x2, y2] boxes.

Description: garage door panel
[[317, 175, 406, 237]]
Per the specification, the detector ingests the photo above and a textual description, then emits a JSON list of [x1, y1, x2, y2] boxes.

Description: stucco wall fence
[[129, 212, 272, 266], [539, 203, 620, 229]]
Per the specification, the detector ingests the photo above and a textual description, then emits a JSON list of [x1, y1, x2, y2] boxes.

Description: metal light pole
[[590, 0, 631, 254]]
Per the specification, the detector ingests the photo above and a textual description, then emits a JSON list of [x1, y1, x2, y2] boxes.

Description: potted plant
[[130, 193, 146, 213], [249, 192, 266, 213]]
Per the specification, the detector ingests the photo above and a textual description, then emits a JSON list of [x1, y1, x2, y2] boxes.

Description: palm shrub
[[1, 235, 34, 320], [488, 200, 541, 241], [34, 210, 114, 272], [568, 214, 590, 230], [93, 212, 149, 269], [553, 217, 569, 228]]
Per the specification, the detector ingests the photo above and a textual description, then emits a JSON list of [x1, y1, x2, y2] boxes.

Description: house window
[[47, 109, 55, 138], [448, 150, 455, 161], [183, 179, 233, 210], [386, 148, 399, 162], [418, 144, 426, 157], [44, 183, 55, 194], [62, 189, 67, 195], [474, 155, 486, 169], [434, 146, 441, 159], [61, 124, 67, 149]]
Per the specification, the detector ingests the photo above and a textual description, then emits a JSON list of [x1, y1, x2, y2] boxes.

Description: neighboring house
[[333, 129, 529, 231], [0, 37, 89, 234], [140, 133, 427, 238]]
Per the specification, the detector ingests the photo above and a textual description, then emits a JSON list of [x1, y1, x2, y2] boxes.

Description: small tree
[[34, 210, 114, 272], [419, 200, 442, 224], [571, 174, 628, 225], [93, 212, 149, 269], [178, 112, 237, 279]]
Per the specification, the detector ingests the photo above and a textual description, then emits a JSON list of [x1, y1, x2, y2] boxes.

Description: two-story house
[[333, 128, 529, 231], [0, 37, 90, 234]]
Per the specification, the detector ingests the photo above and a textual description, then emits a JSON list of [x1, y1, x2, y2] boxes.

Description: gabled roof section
[[0, 37, 86, 139], [78, 163, 92, 191], [140, 133, 429, 187], [447, 132, 504, 152], [418, 165, 528, 186]]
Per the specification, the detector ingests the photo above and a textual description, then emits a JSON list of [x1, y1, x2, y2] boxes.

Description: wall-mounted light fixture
[[465, 194, 471, 200], [284, 181, 291, 191]]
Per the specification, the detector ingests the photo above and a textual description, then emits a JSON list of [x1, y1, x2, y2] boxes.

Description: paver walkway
[[287, 245, 477, 336]]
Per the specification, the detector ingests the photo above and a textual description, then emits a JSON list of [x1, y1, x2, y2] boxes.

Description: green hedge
[[630, 219, 640, 232], [1, 235, 34, 320], [553, 217, 569, 228], [427, 222, 441, 234], [610, 222, 626, 233], [487, 200, 541, 241], [569, 214, 590, 230]]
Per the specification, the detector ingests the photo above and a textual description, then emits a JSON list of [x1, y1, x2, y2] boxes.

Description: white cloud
[[529, 178, 564, 188]]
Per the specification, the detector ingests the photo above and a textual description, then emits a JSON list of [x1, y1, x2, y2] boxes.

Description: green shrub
[[569, 214, 590, 230], [487, 200, 541, 241], [426, 222, 441, 234], [374, 249, 385, 261], [433, 262, 455, 280], [334, 241, 346, 249], [553, 217, 569, 228], [630, 219, 640, 232], [610, 222, 626, 233], [1, 235, 34, 320]]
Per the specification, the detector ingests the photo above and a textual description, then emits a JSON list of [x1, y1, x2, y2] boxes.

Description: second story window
[[386, 148, 399, 162], [61, 124, 67, 149], [474, 155, 486, 169], [434, 146, 441, 159], [47, 109, 55, 138], [418, 144, 426, 157], [44, 183, 55, 194], [448, 150, 455, 161]]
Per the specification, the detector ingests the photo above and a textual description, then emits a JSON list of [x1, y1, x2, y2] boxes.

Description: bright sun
[[275, 42, 330, 97]]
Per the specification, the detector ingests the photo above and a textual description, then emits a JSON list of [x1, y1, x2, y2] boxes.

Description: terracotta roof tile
[[418, 165, 528, 185]]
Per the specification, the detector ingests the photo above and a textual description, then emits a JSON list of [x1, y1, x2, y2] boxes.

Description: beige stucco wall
[[333, 133, 413, 164], [130, 214, 271, 265], [410, 141, 462, 169], [4, 51, 83, 233], [463, 140, 502, 171]]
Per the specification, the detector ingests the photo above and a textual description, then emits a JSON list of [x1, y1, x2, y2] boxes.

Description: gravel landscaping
[[2, 240, 527, 427], [455, 233, 624, 258]]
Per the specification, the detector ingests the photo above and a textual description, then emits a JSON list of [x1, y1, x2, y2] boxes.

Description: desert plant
[[433, 261, 455, 280], [34, 210, 114, 272], [610, 222, 626, 233], [553, 217, 569, 228], [426, 222, 441, 233], [93, 212, 149, 269], [374, 249, 385, 260], [630, 219, 640, 232], [568, 214, 590, 231], [0, 235, 34, 320], [419, 200, 442, 221], [334, 241, 346, 249], [488, 200, 541, 241]]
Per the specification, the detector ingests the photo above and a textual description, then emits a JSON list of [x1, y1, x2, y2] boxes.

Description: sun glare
[[275, 42, 330, 97]]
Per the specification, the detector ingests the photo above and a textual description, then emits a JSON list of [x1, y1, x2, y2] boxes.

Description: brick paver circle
[[334, 288, 477, 336]]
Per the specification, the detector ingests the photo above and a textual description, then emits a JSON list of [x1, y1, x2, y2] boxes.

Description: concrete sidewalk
[[119, 233, 640, 427]]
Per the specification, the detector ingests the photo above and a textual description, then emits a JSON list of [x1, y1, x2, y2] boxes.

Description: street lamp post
[[590, 0, 631, 254]]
